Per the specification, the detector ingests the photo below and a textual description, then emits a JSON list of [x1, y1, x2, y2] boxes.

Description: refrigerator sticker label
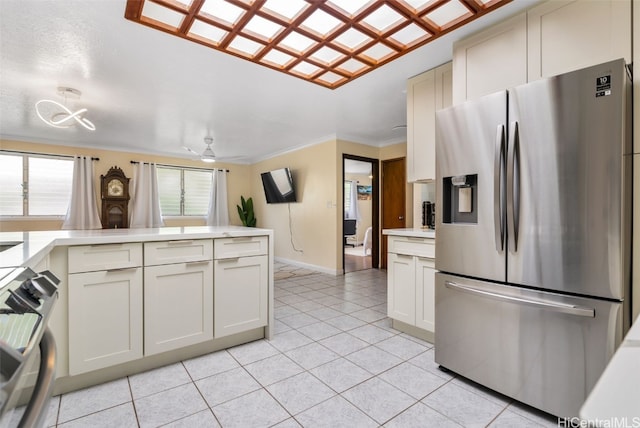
[[595, 75, 611, 97]]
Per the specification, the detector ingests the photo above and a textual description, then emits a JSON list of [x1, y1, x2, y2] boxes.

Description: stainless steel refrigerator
[[434, 59, 632, 417]]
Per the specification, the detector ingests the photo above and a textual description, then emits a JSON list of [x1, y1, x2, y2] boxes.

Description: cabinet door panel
[[415, 257, 435, 333], [453, 13, 527, 103], [436, 62, 453, 110], [387, 253, 416, 324], [407, 69, 436, 182], [68, 268, 143, 375], [214, 255, 268, 338], [527, 0, 631, 81], [144, 262, 214, 355]]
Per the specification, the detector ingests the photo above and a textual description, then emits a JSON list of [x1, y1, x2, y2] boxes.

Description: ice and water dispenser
[[442, 174, 477, 224]]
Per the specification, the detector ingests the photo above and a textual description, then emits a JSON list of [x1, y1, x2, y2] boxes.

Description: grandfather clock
[[101, 166, 130, 229]]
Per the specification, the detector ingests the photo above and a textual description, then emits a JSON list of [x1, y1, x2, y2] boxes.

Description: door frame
[[342, 154, 379, 272]]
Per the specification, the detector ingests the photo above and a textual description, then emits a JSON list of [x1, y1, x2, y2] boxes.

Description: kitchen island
[[383, 228, 435, 342], [580, 317, 640, 422], [0, 226, 274, 396]]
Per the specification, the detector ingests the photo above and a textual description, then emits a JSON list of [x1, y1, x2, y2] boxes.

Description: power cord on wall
[[288, 203, 304, 254]]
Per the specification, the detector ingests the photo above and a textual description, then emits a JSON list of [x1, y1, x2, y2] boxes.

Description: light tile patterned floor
[[25, 268, 560, 427]]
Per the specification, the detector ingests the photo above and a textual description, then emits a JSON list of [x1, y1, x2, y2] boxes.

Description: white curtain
[[62, 156, 102, 230], [206, 169, 229, 226], [346, 180, 361, 221], [129, 162, 164, 228]]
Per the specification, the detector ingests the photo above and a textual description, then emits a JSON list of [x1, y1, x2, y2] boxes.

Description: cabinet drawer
[[69, 243, 143, 273], [388, 236, 435, 258], [144, 239, 213, 266], [214, 236, 267, 259]]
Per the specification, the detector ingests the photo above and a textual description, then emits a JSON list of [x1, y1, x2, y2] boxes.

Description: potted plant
[[237, 196, 257, 227]]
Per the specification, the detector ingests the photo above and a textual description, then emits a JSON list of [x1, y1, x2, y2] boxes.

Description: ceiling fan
[[182, 137, 244, 163], [182, 137, 217, 163]]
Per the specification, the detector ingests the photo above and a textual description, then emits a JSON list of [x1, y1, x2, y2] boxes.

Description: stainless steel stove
[[0, 267, 59, 428]]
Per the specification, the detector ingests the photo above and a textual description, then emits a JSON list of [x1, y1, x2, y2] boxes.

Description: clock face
[[107, 179, 124, 197]]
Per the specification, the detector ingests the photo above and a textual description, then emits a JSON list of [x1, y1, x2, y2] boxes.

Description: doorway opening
[[343, 154, 379, 273]]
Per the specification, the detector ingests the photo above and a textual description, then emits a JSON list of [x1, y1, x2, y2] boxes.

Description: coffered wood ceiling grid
[[125, 0, 511, 89]]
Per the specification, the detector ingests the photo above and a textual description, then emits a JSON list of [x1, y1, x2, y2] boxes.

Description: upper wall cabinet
[[527, 0, 631, 82], [452, 13, 527, 104], [407, 62, 452, 182], [453, 0, 631, 104]]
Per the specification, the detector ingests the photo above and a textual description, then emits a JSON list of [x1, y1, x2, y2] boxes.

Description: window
[[344, 180, 353, 213], [157, 166, 212, 216], [0, 153, 73, 216]]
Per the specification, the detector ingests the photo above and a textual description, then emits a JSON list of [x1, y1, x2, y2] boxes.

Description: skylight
[[125, 0, 511, 89]]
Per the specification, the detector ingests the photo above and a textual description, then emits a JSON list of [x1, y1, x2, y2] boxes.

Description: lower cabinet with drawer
[[387, 235, 436, 342], [214, 236, 268, 338], [68, 243, 144, 375], [64, 235, 270, 380], [144, 261, 214, 355], [143, 240, 214, 355]]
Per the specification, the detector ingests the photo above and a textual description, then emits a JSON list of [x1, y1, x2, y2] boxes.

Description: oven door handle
[[19, 328, 56, 428], [444, 281, 595, 318]]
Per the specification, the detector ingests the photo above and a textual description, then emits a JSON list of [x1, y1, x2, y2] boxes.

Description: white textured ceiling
[[0, 0, 537, 164]]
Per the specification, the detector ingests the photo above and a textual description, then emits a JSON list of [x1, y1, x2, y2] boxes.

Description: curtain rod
[[1, 149, 99, 161], [130, 160, 229, 173]]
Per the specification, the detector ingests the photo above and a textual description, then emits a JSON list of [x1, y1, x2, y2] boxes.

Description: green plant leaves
[[237, 196, 256, 227]]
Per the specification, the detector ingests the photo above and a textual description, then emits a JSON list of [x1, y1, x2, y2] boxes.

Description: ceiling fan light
[[201, 145, 216, 162]]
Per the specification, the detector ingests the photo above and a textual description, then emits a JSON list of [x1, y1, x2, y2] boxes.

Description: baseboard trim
[[275, 257, 341, 276]]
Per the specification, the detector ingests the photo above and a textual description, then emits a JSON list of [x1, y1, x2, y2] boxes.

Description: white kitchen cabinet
[[214, 236, 268, 258], [634, 153, 640, 322], [415, 256, 435, 332], [453, 0, 631, 104], [68, 243, 142, 273], [387, 252, 416, 324], [406, 62, 452, 182], [144, 261, 213, 355], [527, 0, 631, 82], [68, 243, 144, 375], [68, 267, 143, 375], [386, 235, 436, 339], [214, 255, 268, 338], [143, 240, 213, 355], [144, 239, 213, 266], [452, 13, 527, 104]]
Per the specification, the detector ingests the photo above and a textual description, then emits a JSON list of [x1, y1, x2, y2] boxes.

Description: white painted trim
[[274, 256, 341, 276], [247, 134, 338, 163]]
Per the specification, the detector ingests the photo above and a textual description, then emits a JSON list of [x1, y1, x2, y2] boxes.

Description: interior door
[[381, 158, 406, 269], [435, 91, 507, 282]]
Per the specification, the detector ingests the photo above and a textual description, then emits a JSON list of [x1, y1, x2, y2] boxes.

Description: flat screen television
[[261, 168, 297, 203]]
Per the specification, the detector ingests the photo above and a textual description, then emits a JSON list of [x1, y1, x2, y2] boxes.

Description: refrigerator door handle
[[444, 281, 595, 317], [494, 124, 505, 251], [507, 121, 520, 252]]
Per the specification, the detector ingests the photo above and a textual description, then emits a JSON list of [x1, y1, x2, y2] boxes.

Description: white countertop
[[580, 319, 640, 421], [0, 226, 273, 269], [382, 228, 436, 239]]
